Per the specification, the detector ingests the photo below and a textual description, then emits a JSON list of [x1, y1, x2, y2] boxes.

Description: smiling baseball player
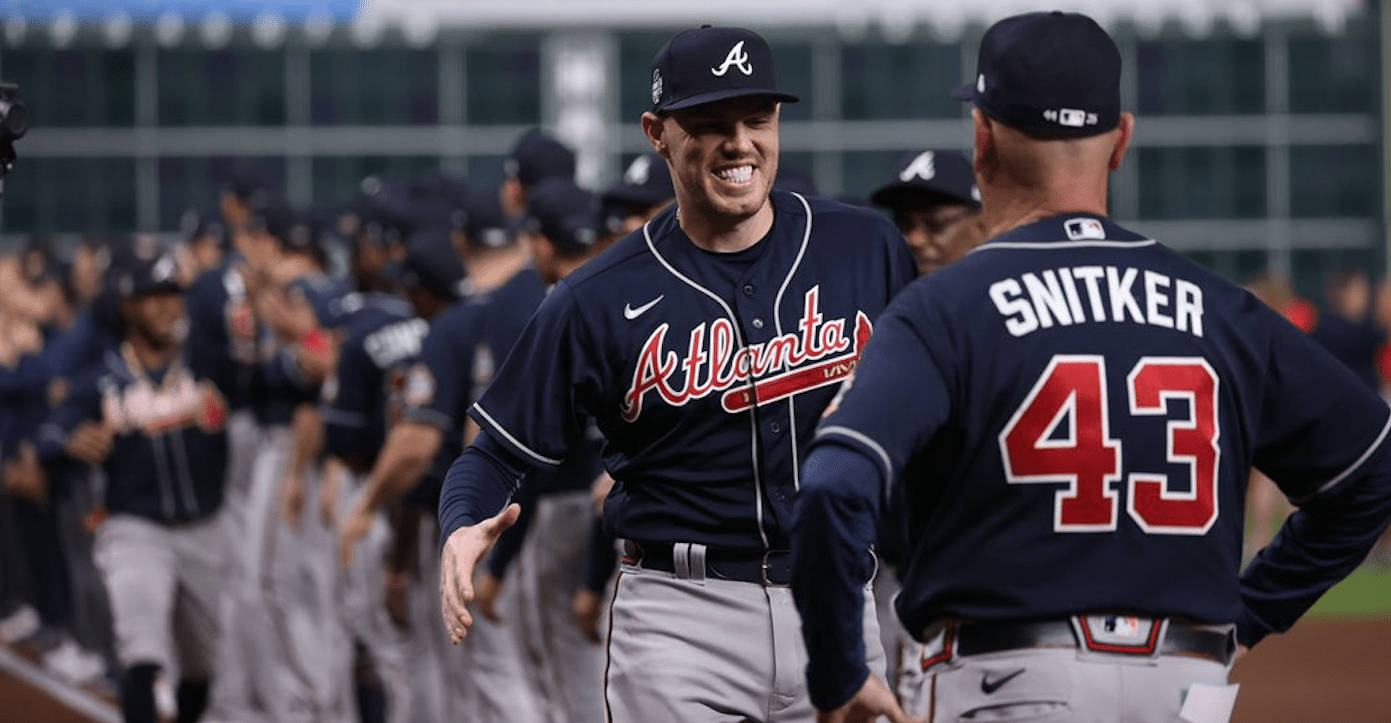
[[437, 25, 914, 722]]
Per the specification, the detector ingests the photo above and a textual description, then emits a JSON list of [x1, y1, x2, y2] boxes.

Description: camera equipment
[[0, 82, 29, 199]]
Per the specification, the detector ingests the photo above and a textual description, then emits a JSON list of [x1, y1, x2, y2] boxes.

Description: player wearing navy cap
[[791, 11, 1391, 723], [439, 25, 914, 722], [870, 149, 984, 276], [41, 250, 230, 723], [502, 128, 578, 219], [600, 152, 677, 241]]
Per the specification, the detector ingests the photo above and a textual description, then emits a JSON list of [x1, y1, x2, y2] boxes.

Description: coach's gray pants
[[907, 629, 1238, 722], [606, 560, 885, 723]]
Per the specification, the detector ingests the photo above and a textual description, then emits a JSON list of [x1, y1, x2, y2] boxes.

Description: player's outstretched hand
[[571, 588, 604, 644], [817, 675, 922, 723], [440, 503, 521, 644]]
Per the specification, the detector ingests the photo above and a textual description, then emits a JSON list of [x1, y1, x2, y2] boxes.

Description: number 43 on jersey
[[999, 354, 1220, 535]]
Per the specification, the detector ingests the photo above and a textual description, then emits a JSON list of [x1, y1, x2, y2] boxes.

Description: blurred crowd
[[0, 129, 984, 723], [1, 122, 1385, 723]]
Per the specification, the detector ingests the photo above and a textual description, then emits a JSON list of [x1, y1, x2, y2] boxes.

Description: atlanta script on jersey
[[468, 191, 916, 550]]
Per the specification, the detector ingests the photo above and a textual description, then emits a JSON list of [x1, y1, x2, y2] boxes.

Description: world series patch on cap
[[951, 11, 1121, 138], [650, 26, 799, 114]]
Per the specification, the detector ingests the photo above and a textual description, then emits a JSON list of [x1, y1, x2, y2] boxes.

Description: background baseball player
[[791, 12, 1391, 723], [869, 149, 983, 277], [438, 25, 914, 722], [42, 249, 231, 723]]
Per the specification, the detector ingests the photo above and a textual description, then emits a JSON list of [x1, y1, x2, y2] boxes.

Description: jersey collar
[[983, 213, 1149, 247]]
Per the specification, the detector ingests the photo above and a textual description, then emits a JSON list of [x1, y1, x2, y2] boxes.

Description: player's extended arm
[[1237, 447, 1391, 647], [438, 428, 534, 643], [792, 442, 908, 719], [339, 420, 444, 566], [281, 403, 323, 529]]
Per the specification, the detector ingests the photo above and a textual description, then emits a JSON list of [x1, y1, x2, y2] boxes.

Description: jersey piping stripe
[[168, 428, 202, 517], [970, 239, 1158, 254], [772, 192, 814, 492], [471, 403, 563, 467], [1296, 412, 1391, 503], [643, 222, 771, 550], [818, 425, 894, 498]]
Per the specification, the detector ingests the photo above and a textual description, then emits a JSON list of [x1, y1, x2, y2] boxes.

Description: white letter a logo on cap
[[899, 151, 936, 182], [711, 41, 753, 77]]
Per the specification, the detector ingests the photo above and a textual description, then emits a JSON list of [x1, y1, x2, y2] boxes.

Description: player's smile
[[658, 96, 780, 224]]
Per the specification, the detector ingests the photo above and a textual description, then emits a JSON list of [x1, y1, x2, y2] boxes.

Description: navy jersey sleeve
[[322, 335, 374, 461], [792, 290, 954, 710], [583, 516, 618, 593], [466, 282, 598, 469], [35, 365, 104, 463], [1253, 313, 1391, 501], [816, 291, 954, 486]]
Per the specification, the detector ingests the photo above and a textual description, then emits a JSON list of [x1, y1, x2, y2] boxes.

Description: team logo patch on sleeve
[[622, 285, 872, 421], [404, 363, 436, 408]]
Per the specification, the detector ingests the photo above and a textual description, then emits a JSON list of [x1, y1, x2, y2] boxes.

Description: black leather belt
[[952, 618, 1235, 666], [621, 540, 793, 587]]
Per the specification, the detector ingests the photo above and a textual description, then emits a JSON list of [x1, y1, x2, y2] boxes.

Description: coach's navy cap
[[115, 251, 182, 298], [451, 187, 515, 250], [952, 11, 1121, 138], [650, 26, 799, 114], [505, 129, 577, 187], [394, 228, 465, 300], [526, 178, 602, 256], [870, 149, 980, 211]]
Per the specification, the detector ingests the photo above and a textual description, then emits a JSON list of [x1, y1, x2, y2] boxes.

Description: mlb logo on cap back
[[952, 11, 1121, 138], [650, 26, 799, 114]]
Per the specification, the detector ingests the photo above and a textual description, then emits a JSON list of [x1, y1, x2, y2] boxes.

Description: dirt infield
[[1231, 617, 1391, 723]]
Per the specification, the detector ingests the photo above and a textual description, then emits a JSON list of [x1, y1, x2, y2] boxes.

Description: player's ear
[[641, 112, 668, 158], [1109, 112, 1135, 171], [971, 108, 994, 178]]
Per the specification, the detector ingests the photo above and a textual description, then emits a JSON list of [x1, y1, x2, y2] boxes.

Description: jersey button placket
[[752, 318, 764, 329]]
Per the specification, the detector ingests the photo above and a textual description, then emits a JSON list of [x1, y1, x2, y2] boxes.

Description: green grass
[[1307, 566, 1391, 618]]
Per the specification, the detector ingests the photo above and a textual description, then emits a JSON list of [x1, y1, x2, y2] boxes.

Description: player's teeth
[[717, 166, 753, 183]]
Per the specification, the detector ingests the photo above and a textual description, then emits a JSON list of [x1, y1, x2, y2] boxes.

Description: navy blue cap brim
[[602, 183, 670, 208], [870, 183, 978, 211], [949, 83, 975, 102], [658, 88, 800, 114]]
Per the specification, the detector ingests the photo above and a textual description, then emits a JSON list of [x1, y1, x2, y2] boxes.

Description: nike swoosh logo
[[980, 668, 1025, 694], [623, 295, 664, 320]]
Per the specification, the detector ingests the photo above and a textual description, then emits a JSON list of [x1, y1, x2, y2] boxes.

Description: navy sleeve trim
[[470, 403, 562, 467], [1294, 412, 1391, 504]]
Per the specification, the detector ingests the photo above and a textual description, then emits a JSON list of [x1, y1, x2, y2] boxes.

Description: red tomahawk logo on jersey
[[622, 286, 872, 421], [720, 312, 871, 413]]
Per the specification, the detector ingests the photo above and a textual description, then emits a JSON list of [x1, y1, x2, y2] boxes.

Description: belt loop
[[687, 544, 707, 585], [672, 543, 691, 579]]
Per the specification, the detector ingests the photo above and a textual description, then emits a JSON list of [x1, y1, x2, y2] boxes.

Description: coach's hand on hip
[[818, 676, 922, 723], [439, 502, 521, 643]]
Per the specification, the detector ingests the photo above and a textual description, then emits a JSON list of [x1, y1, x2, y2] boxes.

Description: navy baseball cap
[[870, 150, 980, 211], [526, 178, 602, 257], [951, 11, 1121, 138], [451, 187, 515, 250], [505, 129, 577, 186], [180, 209, 228, 249], [602, 153, 675, 209], [115, 251, 182, 298], [650, 26, 799, 114], [394, 228, 465, 300]]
